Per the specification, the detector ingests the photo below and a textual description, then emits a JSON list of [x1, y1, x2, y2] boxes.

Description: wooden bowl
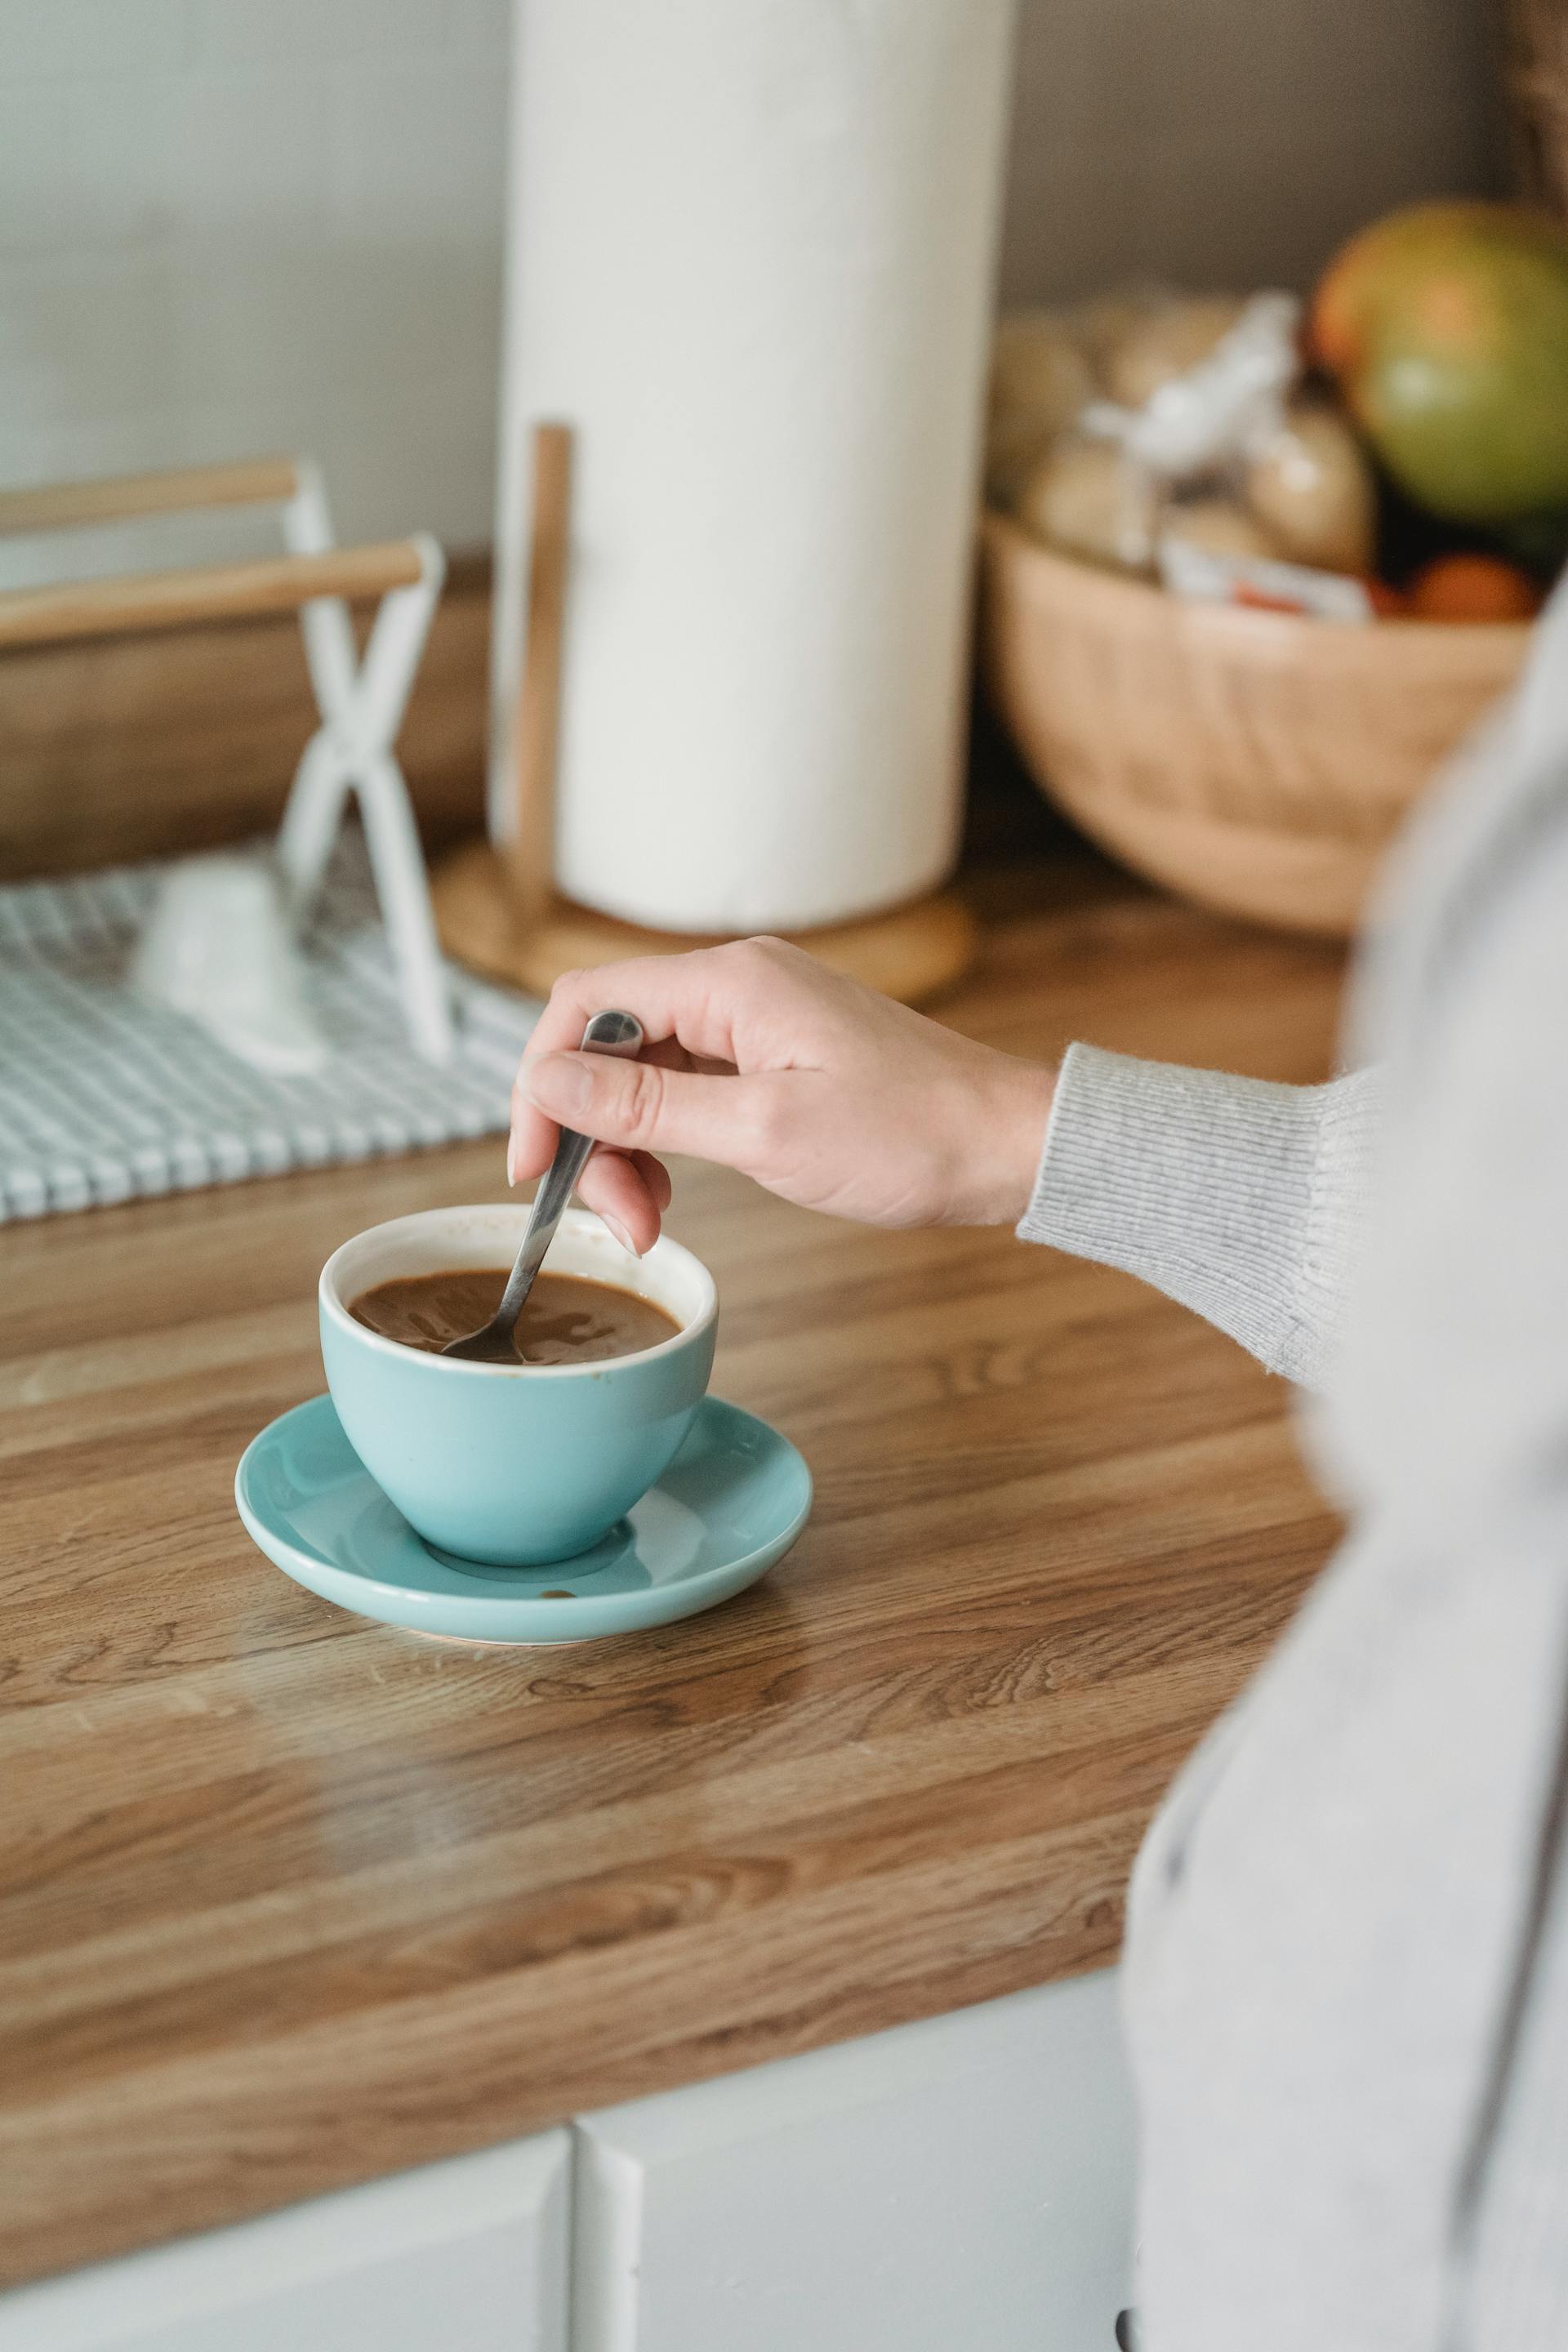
[[978, 511, 1530, 935]]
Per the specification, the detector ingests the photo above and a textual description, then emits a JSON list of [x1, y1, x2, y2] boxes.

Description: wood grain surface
[[0, 870, 1347, 2285]]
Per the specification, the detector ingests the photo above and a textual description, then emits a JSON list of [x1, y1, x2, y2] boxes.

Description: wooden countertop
[[0, 866, 1346, 2286]]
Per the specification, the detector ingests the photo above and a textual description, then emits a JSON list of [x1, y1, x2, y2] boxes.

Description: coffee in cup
[[318, 1206, 717, 1566], [349, 1269, 679, 1365]]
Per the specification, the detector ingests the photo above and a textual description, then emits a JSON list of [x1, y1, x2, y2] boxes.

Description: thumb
[[520, 1050, 772, 1169]]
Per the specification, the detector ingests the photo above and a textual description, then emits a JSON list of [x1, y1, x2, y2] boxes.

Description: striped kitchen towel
[[0, 833, 537, 1222]]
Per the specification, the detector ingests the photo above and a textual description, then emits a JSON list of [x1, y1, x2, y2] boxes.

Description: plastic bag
[[994, 287, 1379, 593], [1079, 292, 1301, 482]]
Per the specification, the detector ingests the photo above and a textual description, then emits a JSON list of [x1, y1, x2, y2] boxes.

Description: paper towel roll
[[490, 0, 1017, 935]]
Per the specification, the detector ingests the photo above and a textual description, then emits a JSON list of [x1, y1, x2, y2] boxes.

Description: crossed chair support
[[0, 455, 454, 1062]]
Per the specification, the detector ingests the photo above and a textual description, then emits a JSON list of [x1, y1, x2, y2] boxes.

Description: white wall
[[0, 0, 1499, 590], [0, 0, 509, 586]]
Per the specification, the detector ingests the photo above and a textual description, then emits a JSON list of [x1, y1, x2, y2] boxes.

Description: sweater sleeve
[[1015, 1042, 1380, 1391]]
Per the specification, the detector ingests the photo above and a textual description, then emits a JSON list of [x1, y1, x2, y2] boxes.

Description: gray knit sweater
[[1018, 581, 1568, 2352]]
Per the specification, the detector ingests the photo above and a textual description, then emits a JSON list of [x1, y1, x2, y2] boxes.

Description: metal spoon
[[442, 1009, 644, 1361]]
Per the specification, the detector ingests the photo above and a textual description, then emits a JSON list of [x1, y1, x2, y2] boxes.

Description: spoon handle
[[491, 1010, 644, 1339]]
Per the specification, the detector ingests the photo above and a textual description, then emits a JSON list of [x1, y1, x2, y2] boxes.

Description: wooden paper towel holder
[[431, 425, 975, 1008]]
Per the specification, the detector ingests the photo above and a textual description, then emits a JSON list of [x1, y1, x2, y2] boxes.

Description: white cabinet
[[570, 1969, 1135, 2352], [0, 1976, 1134, 2352], [0, 2133, 571, 2352]]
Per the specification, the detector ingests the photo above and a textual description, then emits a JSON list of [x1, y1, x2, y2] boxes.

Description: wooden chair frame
[[0, 459, 454, 1062]]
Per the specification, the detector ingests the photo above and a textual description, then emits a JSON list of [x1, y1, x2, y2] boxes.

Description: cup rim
[[319, 1205, 717, 1379]]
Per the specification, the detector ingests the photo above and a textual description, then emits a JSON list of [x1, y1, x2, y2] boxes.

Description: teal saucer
[[235, 1393, 811, 1645]]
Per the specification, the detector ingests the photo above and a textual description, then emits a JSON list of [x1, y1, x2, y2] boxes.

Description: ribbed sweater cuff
[[1018, 1045, 1379, 1390]]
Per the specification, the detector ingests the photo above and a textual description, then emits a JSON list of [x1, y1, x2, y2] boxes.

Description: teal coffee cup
[[319, 1205, 717, 1566]]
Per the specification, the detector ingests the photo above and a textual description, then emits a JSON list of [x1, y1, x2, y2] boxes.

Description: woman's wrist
[[1003, 1058, 1058, 1224], [959, 1055, 1056, 1226]]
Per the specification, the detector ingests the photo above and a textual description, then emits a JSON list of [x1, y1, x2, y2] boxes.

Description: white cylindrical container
[[491, 0, 1017, 936]]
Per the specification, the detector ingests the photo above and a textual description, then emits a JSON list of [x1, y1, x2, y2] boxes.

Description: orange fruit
[[1309, 201, 1568, 523], [1404, 553, 1541, 621], [1365, 577, 1410, 617]]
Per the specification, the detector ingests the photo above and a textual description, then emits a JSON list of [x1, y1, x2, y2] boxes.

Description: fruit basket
[[978, 205, 1568, 937], [978, 512, 1530, 937]]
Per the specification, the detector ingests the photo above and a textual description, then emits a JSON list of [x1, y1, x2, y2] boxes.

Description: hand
[[508, 938, 1056, 1255]]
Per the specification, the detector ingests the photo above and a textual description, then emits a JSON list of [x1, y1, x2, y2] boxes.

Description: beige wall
[[0, 0, 1503, 588], [1000, 0, 1503, 303]]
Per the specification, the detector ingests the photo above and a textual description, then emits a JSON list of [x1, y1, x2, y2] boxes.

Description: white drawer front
[[0, 2133, 570, 2352], [572, 1969, 1134, 2352]]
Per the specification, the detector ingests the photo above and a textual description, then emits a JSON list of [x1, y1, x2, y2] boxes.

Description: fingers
[[517, 1049, 776, 1169], [523, 946, 766, 1069], [510, 949, 742, 1186], [503, 1127, 670, 1254], [575, 1148, 664, 1256], [632, 1149, 674, 1212], [510, 938, 814, 1186]]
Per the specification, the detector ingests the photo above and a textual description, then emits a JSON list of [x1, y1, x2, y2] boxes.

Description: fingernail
[[602, 1214, 639, 1256], [523, 1053, 594, 1118], [506, 1133, 520, 1187]]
